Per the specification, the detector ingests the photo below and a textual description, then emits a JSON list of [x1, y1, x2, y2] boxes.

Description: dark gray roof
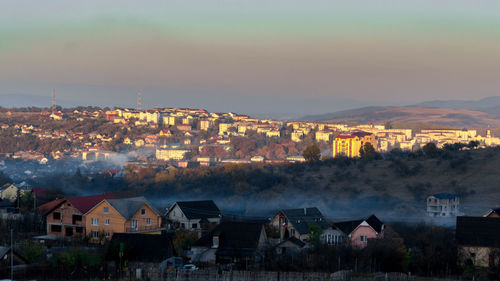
[[0, 246, 10, 258], [280, 207, 328, 235], [107, 197, 159, 220], [366, 215, 384, 233], [193, 221, 265, 253], [276, 237, 306, 248], [174, 200, 221, 220], [456, 216, 500, 247], [334, 215, 384, 235], [334, 220, 364, 235]]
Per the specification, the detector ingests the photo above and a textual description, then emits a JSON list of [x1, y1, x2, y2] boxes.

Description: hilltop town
[[0, 106, 499, 170]]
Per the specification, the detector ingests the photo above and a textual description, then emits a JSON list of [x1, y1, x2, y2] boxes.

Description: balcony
[[127, 225, 165, 233]]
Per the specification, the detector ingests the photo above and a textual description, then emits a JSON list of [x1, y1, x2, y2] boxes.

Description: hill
[[301, 106, 500, 128], [414, 96, 500, 114], [31, 147, 500, 224]]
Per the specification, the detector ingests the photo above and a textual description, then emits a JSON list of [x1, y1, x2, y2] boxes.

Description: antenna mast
[[52, 88, 56, 112], [137, 90, 142, 111]]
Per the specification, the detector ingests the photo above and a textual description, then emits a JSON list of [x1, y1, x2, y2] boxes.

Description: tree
[[422, 142, 439, 157], [302, 144, 321, 162], [359, 142, 377, 158]]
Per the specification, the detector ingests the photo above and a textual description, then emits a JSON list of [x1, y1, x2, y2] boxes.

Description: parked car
[[183, 264, 198, 271]]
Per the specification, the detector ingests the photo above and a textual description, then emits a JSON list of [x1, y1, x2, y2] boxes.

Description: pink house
[[334, 215, 385, 248]]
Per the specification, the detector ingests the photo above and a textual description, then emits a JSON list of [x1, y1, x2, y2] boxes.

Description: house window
[[105, 219, 110, 225], [181, 223, 185, 229], [105, 232, 110, 238], [192, 223, 197, 229], [91, 218, 99, 226], [91, 231, 99, 238], [360, 236, 368, 242], [146, 218, 151, 226], [72, 214, 82, 224], [51, 225, 62, 232], [104, 207, 109, 214], [53, 212, 61, 220], [131, 220, 138, 229], [213, 236, 219, 248], [141, 209, 146, 215]]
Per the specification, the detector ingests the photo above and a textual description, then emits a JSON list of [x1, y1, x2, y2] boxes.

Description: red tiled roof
[[67, 194, 116, 214], [37, 194, 115, 216], [335, 135, 356, 139], [37, 198, 65, 215], [32, 188, 48, 196]]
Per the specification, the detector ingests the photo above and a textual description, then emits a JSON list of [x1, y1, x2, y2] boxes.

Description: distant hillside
[[414, 96, 500, 114], [301, 106, 500, 128]]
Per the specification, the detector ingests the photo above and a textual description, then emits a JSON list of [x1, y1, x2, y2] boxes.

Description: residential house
[[106, 233, 176, 280], [166, 200, 222, 231], [85, 197, 162, 241], [456, 216, 500, 268], [321, 225, 345, 246], [190, 221, 268, 269], [427, 193, 460, 217], [274, 237, 308, 256], [334, 215, 385, 248], [37, 194, 115, 238], [271, 207, 328, 242], [0, 184, 21, 203]]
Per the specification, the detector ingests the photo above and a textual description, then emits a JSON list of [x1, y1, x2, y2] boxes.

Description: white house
[[427, 193, 460, 217], [166, 200, 222, 231]]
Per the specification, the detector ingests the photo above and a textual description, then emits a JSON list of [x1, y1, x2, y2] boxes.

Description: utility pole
[[52, 88, 56, 112], [137, 90, 142, 111], [11, 228, 13, 281]]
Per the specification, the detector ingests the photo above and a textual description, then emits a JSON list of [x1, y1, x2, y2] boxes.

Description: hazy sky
[[2, 0, 500, 116]]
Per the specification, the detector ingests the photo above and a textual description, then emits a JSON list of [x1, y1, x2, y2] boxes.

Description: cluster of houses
[[2, 106, 500, 170], [31, 194, 386, 273]]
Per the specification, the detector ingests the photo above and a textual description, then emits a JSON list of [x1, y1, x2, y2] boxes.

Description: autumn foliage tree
[[302, 144, 321, 162]]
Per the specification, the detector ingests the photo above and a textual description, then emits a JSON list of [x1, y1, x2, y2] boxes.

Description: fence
[[156, 270, 417, 281]]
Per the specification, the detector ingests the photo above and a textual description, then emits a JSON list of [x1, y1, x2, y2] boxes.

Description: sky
[[2, 0, 500, 117]]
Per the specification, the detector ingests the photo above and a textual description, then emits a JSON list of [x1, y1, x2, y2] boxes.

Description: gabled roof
[[275, 237, 306, 248], [172, 200, 221, 220], [334, 214, 384, 235], [0, 246, 28, 263], [193, 221, 265, 252], [279, 207, 328, 235], [105, 197, 160, 220], [106, 233, 175, 263], [366, 215, 384, 233], [432, 193, 457, 199], [484, 207, 500, 217], [334, 220, 364, 235], [37, 194, 116, 216], [456, 216, 500, 247]]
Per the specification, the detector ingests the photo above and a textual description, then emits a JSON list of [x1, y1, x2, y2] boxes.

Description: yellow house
[[85, 197, 162, 242], [0, 184, 21, 202]]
